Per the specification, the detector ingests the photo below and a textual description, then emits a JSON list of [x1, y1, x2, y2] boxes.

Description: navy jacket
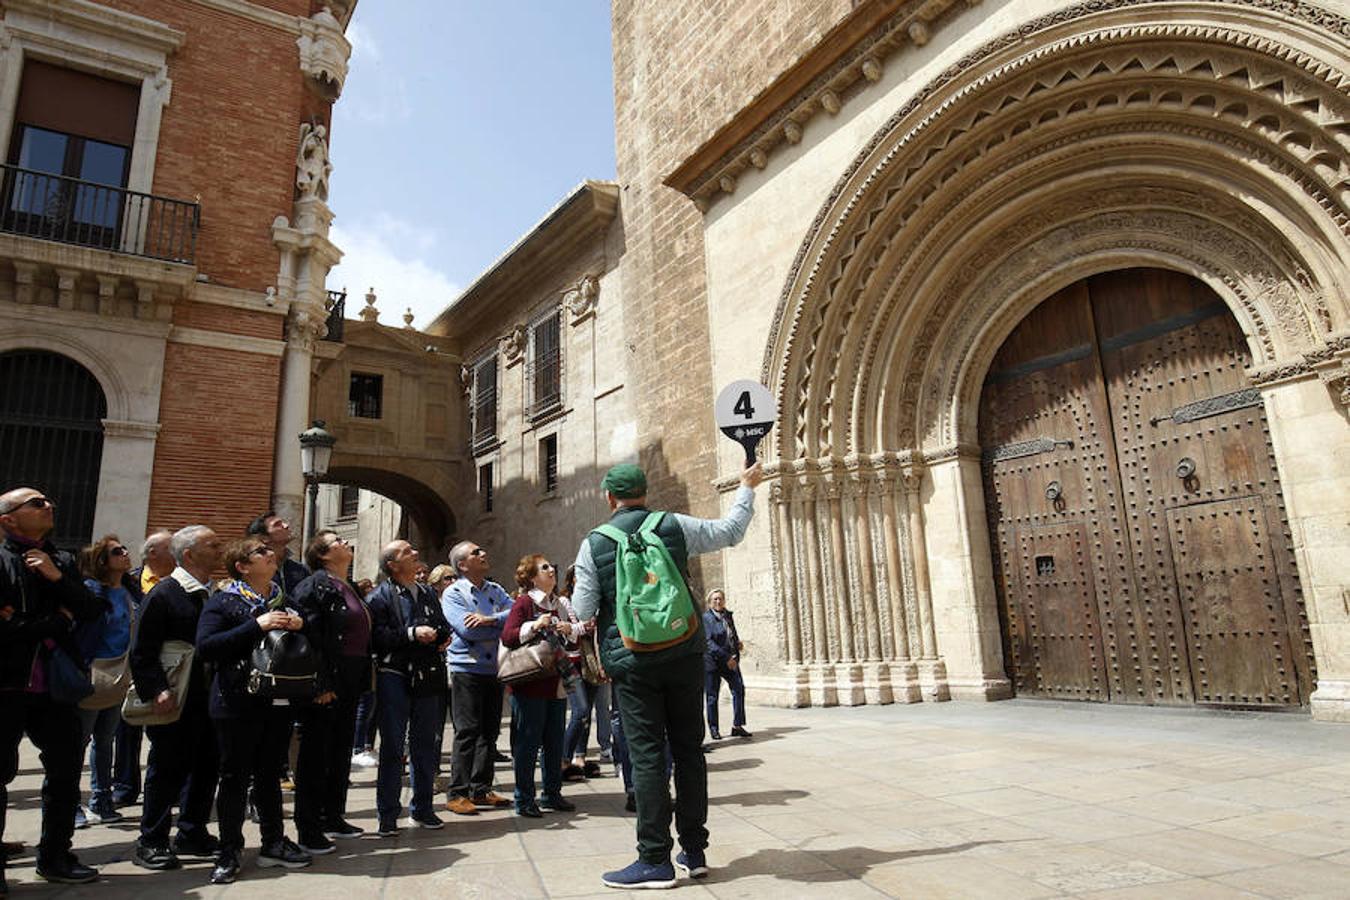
[[129, 575, 210, 705], [196, 586, 287, 719], [291, 569, 371, 697], [703, 608, 741, 673], [0, 536, 100, 692], [367, 580, 449, 684], [273, 555, 310, 599]]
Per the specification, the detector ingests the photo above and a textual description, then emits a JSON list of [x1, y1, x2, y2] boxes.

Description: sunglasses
[[9, 496, 54, 512], [539, 563, 555, 572], [326, 537, 351, 550], [469, 548, 488, 557], [108, 546, 129, 557]]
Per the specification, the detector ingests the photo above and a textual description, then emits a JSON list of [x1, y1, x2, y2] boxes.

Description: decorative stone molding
[[100, 419, 161, 441], [764, 9, 1350, 460], [501, 323, 527, 367], [562, 273, 600, 324], [296, 6, 351, 101]]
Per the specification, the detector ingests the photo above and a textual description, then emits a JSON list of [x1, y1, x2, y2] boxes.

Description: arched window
[[0, 350, 106, 549]]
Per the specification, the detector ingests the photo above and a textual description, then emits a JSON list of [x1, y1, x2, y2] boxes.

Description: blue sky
[[326, 2, 616, 328]]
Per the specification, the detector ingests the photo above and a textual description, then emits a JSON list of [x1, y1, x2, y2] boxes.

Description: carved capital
[[900, 464, 925, 496]]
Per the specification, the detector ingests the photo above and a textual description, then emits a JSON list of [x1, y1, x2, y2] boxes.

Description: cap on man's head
[[602, 464, 647, 499]]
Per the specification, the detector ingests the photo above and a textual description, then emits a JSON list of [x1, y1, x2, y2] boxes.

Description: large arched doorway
[[978, 268, 1314, 708], [0, 350, 107, 549]]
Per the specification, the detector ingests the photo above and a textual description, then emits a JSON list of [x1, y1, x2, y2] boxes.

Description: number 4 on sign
[[714, 381, 776, 466]]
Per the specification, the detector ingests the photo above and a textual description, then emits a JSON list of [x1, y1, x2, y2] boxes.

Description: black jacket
[[195, 587, 278, 719], [273, 555, 310, 599], [292, 569, 371, 697], [124, 567, 147, 604], [367, 580, 449, 683], [129, 574, 210, 706], [0, 536, 100, 692]]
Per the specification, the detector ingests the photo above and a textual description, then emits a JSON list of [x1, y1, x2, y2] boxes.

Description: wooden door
[[979, 269, 1312, 707]]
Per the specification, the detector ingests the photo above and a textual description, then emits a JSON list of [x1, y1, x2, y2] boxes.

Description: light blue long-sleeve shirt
[[571, 484, 756, 621], [442, 576, 513, 675]]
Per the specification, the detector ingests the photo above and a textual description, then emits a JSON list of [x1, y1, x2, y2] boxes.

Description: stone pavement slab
[[3, 699, 1347, 898]]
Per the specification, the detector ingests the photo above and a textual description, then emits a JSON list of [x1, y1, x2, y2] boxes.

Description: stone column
[[903, 463, 949, 701], [1261, 372, 1350, 722], [92, 419, 160, 543], [878, 471, 921, 702], [848, 468, 892, 703], [800, 479, 836, 704]]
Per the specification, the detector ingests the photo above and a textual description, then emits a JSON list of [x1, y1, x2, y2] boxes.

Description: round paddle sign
[[714, 380, 776, 465]]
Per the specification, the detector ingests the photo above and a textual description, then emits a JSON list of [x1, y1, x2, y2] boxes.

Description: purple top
[[337, 578, 370, 657]]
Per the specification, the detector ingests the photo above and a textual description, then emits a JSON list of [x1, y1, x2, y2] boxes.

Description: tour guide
[[571, 461, 762, 889]]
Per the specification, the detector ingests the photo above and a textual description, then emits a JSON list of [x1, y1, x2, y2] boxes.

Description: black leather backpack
[[247, 629, 318, 700]]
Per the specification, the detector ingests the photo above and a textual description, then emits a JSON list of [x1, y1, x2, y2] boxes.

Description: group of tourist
[[0, 459, 761, 893]]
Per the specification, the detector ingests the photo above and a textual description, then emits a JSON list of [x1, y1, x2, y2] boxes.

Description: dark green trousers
[[612, 651, 708, 864]]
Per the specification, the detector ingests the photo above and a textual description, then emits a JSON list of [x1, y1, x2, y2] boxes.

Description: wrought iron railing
[[0, 163, 199, 264], [324, 289, 346, 341]]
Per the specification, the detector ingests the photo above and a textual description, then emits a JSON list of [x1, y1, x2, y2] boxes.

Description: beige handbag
[[121, 640, 195, 726], [80, 590, 137, 711], [497, 636, 560, 685], [578, 634, 605, 685]]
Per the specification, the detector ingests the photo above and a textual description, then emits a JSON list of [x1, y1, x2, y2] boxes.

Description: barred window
[[527, 310, 561, 420], [539, 434, 558, 495], [479, 462, 494, 513], [339, 485, 359, 518], [471, 354, 497, 451]]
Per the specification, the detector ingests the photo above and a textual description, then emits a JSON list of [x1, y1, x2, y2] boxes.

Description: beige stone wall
[[610, 0, 854, 592], [684, 0, 1350, 720]]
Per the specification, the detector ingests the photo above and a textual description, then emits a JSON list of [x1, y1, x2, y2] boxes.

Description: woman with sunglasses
[[500, 555, 577, 818], [74, 535, 135, 828], [195, 537, 311, 884], [289, 531, 371, 853]]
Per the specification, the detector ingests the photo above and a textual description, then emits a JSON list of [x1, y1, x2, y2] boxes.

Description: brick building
[[0, 0, 356, 547]]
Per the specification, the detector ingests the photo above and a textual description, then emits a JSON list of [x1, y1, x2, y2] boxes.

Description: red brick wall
[[173, 301, 284, 341], [98, 0, 320, 292], [147, 343, 280, 538]]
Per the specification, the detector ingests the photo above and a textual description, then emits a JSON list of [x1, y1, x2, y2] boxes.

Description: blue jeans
[[705, 663, 746, 730], [593, 682, 612, 753], [375, 671, 442, 824], [353, 689, 376, 752], [77, 705, 119, 812], [563, 681, 593, 760], [510, 694, 565, 810]]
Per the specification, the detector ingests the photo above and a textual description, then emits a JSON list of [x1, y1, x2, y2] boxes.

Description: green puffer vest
[[587, 506, 703, 678]]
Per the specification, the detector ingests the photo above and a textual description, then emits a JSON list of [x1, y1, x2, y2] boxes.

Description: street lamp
[[299, 419, 336, 545]]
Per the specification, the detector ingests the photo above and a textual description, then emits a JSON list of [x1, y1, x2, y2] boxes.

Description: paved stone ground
[[4, 700, 1349, 898]]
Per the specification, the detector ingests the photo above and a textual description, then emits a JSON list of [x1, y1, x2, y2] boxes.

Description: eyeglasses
[[248, 546, 276, 558], [539, 563, 555, 572], [108, 546, 129, 557], [469, 548, 488, 557], [326, 537, 350, 550]]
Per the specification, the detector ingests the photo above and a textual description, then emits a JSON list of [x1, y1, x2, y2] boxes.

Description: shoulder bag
[[121, 639, 195, 726], [498, 634, 560, 685]]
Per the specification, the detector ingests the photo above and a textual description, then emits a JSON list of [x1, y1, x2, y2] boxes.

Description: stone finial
[[359, 286, 379, 322], [296, 122, 332, 201], [403, 307, 415, 329]]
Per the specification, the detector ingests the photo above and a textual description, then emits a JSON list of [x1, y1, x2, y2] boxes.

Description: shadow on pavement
[[720, 840, 1020, 882], [710, 789, 810, 808], [706, 756, 763, 773]]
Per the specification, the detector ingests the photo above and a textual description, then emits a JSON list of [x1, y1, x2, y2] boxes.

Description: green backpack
[[592, 512, 698, 651]]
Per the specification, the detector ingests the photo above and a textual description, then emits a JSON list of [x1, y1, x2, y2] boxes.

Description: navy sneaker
[[675, 850, 708, 879], [600, 858, 677, 890]]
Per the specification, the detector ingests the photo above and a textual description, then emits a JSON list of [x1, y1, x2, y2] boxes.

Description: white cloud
[[345, 21, 380, 63], [327, 216, 459, 329]]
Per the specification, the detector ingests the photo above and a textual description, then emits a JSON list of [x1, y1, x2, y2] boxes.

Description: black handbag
[[247, 629, 318, 701], [48, 645, 94, 705]]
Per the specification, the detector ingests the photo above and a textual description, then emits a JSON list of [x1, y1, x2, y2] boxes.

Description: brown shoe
[[471, 791, 512, 809], [445, 796, 479, 816]]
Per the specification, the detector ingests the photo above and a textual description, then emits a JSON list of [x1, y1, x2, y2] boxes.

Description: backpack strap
[[637, 511, 666, 536], [592, 523, 627, 544]]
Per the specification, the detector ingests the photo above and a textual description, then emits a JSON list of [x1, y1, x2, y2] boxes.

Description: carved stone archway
[[760, 1, 1350, 717]]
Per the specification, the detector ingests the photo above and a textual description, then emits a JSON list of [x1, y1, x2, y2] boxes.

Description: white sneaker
[[351, 751, 377, 768]]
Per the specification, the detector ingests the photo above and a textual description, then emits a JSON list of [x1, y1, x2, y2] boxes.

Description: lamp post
[[299, 419, 336, 546]]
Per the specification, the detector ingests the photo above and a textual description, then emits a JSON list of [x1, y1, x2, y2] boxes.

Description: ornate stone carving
[[358, 287, 379, 322], [296, 123, 332, 202], [296, 6, 351, 100], [501, 323, 527, 367], [563, 274, 600, 324]]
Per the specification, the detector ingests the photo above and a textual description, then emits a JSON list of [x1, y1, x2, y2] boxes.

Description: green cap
[[602, 463, 647, 499]]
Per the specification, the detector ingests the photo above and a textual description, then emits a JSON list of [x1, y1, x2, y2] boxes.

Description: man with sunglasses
[[442, 541, 513, 815], [0, 487, 102, 891]]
